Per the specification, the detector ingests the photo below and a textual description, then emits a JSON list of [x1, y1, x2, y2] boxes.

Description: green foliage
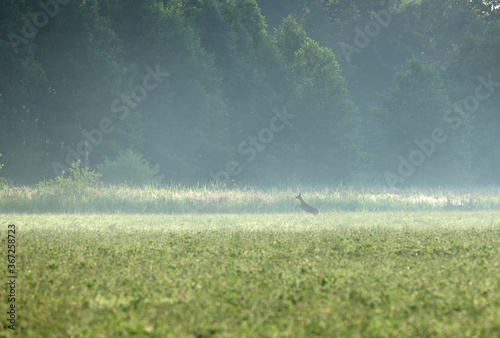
[[7, 212, 500, 336], [97, 149, 163, 186], [275, 16, 362, 184], [1, 0, 499, 186], [0, 154, 5, 189], [446, 21, 500, 184], [274, 15, 308, 61], [101, 0, 233, 183], [0, 2, 47, 183], [37, 160, 101, 195], [371, 58, 472, 186]]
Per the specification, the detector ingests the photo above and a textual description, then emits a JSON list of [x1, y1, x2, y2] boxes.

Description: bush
[[37, 160, 101, 195], [97, 149, 163, 186], [0, 154, 6, 189]]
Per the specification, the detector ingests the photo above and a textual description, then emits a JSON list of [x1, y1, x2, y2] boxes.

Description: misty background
[[0, 0, 499, 187]]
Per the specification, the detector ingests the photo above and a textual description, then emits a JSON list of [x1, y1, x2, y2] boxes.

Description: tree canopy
[[0, 0, 498, 187]]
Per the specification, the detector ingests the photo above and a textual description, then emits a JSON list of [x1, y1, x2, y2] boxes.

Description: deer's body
[[296, 193, 319, 216]]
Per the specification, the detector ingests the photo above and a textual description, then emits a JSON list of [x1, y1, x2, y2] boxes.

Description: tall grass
[[1, 184, 499, 214]]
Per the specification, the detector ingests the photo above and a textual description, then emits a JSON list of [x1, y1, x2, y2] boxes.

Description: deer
[[295, 193, 319, 216]]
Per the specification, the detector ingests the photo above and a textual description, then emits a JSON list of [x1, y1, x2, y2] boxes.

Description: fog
[[1, 0, 499, 188]]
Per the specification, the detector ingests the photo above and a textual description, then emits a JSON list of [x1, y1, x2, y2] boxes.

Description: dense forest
[[0, 0, 499, 187]]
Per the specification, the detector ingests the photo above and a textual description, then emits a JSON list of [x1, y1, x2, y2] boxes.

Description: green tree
[[0, 0, 47, 183], [186, 0, 289, 139], [446, 21, 500, 184], [275, 16, 362, 184], [33, 0, 127, 178], [103, 0, 231, 183], [371, 58, 473, 186]]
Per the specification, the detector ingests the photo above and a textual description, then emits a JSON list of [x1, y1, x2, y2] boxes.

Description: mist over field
[[1, 0, 499, 189]]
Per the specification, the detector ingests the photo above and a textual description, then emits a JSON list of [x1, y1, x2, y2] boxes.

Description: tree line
[[0, 0, 499, 187]]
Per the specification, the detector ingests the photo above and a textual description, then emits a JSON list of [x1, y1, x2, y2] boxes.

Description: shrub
[[97, 149, 163, 186], [37, 160, 101, 195]]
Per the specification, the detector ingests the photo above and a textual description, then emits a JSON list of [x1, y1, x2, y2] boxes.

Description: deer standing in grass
[[295, 193, 319, 216]]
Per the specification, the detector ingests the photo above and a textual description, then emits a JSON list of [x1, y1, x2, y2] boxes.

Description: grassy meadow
[[1, 184, 500, 213], [1, 211, 499, 337]]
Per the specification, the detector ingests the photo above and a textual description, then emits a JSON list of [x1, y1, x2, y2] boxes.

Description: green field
[[1, 212, 499, 337]]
